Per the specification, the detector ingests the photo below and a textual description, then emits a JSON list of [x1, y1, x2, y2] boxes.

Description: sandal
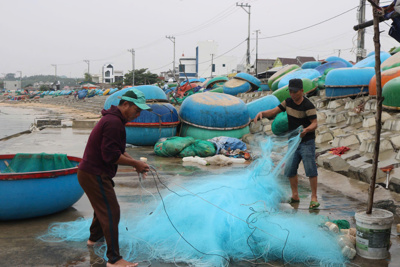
[[309, 201, 320, 210], [288, 197, 300, 204]]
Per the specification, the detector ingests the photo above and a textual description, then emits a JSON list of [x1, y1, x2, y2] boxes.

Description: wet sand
[[0, 102, 399, 266]]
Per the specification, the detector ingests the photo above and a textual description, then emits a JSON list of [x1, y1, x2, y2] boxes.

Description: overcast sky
[[1, 0, 397, 78]]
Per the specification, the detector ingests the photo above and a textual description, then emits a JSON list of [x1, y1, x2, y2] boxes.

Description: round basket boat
[[0, 154, 83, 220], [268, 64, 300, 89], [325, 56, 353, 67], [353, 51, 391, 68], [235, 72, 261, 90], [272, 78, 317, 102], [382, 52, 400, 70], [382, 77, 400, 110], [325, 67, 375, 99], [246, 95, 281, 120], [278, 69, 320, 89], [179, 92, 250, 139], [126, 103, 179, 145], [315, 61, 348, 75], [301, 61, 322, 69], [223, 78, 251, 96], [205, 76, 229, 89], [369, 66, 400, 96], [270, 68, 299, 91], [104, 86, 177, 146]]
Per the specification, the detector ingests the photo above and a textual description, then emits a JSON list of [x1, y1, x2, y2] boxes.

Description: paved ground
[[1, 126, 400, 266]]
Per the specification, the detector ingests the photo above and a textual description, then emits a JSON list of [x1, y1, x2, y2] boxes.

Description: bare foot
[[106, 258, 138, 267], [87, 240, 96, 246]]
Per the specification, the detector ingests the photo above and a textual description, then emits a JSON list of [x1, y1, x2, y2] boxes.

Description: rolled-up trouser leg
[[78, 169, 122, 264]]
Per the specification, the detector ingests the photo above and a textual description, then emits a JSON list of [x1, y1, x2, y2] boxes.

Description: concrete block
[[341, 150, 361, 161], [72, 120, 98, 128], [315, 124, 330, 135], [261, 118, 271, 126], [327, 99, 346, 110], [331, 127, 346, 138], [317, 111, 327, 124], [344, 98, 365, 110], [362, 115, 376, 128], [316, 131, 334, 144], [356, 130, 373, 142], [346, 114, 363, 125], [322, 154, 350, 172], [317, 152, 334, 167], [263, 124, 272, 133], [250, 121, 263, 134], [360, 138, 394, 153], [315, 99, 328, 109], [364, 99, 377, 111], [326, 112, 347, 124], [347, 161, 368, 181], [331, 134, 360, 147], [388, 175, 400, 193], [36, 119, 61, 127], [242, 133, 255, 144], [358, 163, 386, 184]]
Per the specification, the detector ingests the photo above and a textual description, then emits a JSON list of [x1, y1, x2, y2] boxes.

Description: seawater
[[0, 106, 49, 138]]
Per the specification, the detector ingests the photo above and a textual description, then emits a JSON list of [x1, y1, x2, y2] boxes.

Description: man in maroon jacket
[[78, 89, 151, 267]]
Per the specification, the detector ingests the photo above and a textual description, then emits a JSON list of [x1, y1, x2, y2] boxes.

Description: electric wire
[[259, 6, 358, 40]]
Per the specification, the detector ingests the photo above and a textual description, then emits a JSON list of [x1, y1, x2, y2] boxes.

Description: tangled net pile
[[39, 129, 346, 266]]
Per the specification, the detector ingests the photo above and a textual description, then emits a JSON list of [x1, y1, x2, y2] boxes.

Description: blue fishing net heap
[[39, 130, 346, 266]]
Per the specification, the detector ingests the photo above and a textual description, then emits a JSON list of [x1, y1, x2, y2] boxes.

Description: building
[[4, 80, 21, 91], [177, 40, 237, 81], [272, 56, 316, 68], [253, 59, 275, 74], [101, 64, 124, 84], [178, 58, 197, 81]]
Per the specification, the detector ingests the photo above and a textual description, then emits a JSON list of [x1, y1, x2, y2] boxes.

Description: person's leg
[[285, 146, 302, 201], [309, 176, 318, 202], [87, 212, 104, 246], [78, 170, 104, 246], [78, 170, 125, 264], [289, 175, 299, 201], [299, 139, 319, 204]]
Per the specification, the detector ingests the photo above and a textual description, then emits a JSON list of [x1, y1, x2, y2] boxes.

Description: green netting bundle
[[271, 111, 289, 136], [178, 140, 216, 158], [154, 137, 195, 157], [332, 219, 350, 230], [2, 153, 74, 173]]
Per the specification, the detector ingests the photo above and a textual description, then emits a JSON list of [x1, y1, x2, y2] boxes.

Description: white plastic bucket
[[355, 208, 393, 259]]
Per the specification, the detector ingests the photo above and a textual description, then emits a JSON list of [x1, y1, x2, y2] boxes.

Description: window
[[222, 64, 225, 67], [179, 64, 185, 72], [105, 71, 110, 77], [212, 64, 215, 72]]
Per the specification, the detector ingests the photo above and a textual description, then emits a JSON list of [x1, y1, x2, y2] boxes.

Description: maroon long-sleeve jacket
[[78, 105, 127, 178]]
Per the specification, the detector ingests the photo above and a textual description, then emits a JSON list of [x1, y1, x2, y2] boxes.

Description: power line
[[259, 6, 358, 40]]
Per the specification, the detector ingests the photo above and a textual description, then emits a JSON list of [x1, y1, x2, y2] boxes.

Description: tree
[[124, 68, 160, 86], [39, 85, 50, 91], [5, 73, 16, 81], [84, 73, 93, 83]]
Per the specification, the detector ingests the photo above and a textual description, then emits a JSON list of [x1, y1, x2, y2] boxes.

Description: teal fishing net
[[2, 153, 74, 173], [39, 129, 346, 266]]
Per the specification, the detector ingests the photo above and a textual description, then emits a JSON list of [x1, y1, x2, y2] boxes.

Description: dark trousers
[[77, 169, 122, 264]]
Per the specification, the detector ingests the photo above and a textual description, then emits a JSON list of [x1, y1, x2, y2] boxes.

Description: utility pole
[[210, 54, 214, 78], [128, 49, 135, 86], [254, 30, 260, 76], [83, 60, 90, 75], [237, 2, 251, 73], [51, 64, 57, 78], [16, 71, 22, 89], [356, 0, 366, 62], [166, 35, 176, 81]]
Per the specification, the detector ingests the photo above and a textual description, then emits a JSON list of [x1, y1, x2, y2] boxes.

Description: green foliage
[[112, 81, 123, 88], [39, 85, 50, 91], [84, 73, 93, 82], [124, 68, 160, 85]]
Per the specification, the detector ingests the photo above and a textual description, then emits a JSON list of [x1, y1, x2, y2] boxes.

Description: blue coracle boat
[[104, 85, 179, 146], [0, 154, 83, 220], [325, 67, 375, 98]]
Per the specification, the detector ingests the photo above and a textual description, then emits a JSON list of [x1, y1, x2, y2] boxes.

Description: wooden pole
[[367, 0, 383, 214]]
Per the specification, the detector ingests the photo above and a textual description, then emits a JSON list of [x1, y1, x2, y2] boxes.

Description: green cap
[[121, 89, 151, 110]]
